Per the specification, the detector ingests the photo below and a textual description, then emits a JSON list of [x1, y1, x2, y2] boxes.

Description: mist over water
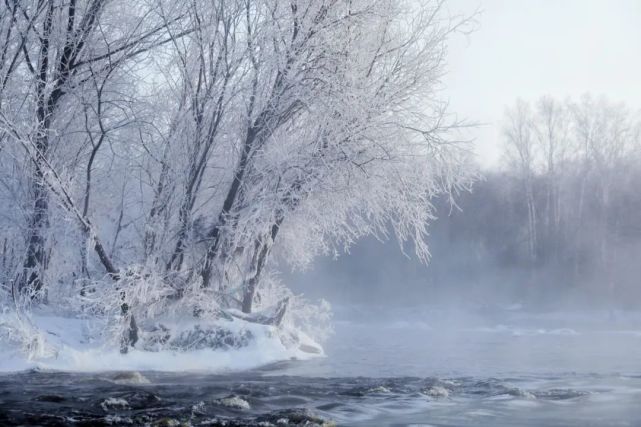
[[4, 305, 641, 426], [1, 0, 641, 425], [272, 174, 641, 424]]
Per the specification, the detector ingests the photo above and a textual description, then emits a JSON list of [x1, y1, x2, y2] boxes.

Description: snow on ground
[[0, 311, 323, 373]]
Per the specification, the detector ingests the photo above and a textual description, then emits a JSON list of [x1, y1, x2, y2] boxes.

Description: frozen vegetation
[[0, 309, 323, 373], [0, 0, 473, 370], [1, 1, 641, 425]]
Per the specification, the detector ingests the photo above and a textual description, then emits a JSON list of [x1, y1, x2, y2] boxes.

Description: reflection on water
[[2, 308, 641, 426]]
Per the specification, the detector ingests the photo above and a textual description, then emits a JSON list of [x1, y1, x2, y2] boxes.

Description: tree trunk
[[22, 110, 52, 298], [241, 215, 284, 313], [23, 170, 49, 296], [200, 124, 261, 288]]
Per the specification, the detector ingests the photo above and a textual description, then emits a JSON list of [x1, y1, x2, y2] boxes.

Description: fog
[[2, 0, 641, 425], [275, 6, 641, 416], [288, 95, 641, 314], [445, 0, 641, 167], [286, 0, 641, 314]]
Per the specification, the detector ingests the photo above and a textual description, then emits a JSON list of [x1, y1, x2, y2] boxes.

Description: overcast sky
[[443, 0, 641, 168]]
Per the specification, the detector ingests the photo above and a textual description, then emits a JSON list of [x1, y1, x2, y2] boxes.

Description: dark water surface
[[2, 307, 641, 426]]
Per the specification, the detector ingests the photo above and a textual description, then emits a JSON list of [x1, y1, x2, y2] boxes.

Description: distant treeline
[[294, 95, 641, 309]]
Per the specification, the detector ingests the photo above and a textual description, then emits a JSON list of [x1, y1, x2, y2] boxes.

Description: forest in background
[[292, 94, 641, 310]]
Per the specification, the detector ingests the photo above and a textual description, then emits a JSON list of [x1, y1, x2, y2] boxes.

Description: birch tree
[[532, 96, 569, 260], [503, 99, 537, 262]]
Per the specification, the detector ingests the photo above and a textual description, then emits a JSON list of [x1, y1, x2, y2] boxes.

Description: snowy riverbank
[[0, 311, 324, 373]]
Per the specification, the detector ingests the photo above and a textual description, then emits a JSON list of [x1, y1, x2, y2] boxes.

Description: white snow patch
[[104, 415, 133, 425], [424, 386, 450, 398], [369, 386, 391, 393], [218, 395, 251, 410], [0, 312, 324, 373], [100, 397, 129, 411], [191, 401, 207, 415]]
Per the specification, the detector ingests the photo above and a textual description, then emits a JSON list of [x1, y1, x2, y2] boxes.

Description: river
[[2, 306, 641, 426]]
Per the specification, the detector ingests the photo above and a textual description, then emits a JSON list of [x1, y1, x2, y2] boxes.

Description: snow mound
[[217, 395, 251, 410], [100, 397, 129, 411], [0, 312, 324, 373]]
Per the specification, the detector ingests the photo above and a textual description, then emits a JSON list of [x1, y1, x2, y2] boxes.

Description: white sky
[[442, 0, 641, 168]]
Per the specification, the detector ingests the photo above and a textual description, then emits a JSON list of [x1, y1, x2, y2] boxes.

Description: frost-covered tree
[[0, 0, 185, 298], [503, 99, 538, 261], [0, 0, 475, 352], [501, 95, 641, 286]]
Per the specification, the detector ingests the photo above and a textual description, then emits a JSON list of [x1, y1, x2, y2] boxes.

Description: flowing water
[[2, 306, 641, 426]]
